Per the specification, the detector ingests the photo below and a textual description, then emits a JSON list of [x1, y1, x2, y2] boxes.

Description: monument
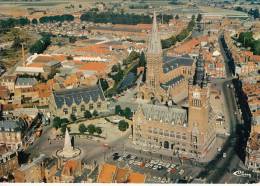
[[56, 128, 81, 159]]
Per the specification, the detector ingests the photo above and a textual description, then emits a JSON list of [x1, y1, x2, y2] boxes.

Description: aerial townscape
[[0, 0, 259, 184]]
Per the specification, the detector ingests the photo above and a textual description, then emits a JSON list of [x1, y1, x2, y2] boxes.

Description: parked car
[[179, 169, 185, 175]]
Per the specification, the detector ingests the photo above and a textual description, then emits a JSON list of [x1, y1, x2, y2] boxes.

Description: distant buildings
[[49, 84, 107, 119]]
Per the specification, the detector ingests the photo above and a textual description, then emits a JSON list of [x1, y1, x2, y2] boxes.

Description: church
[[137, 12, 195, 104], [133, 13, 216, 161]]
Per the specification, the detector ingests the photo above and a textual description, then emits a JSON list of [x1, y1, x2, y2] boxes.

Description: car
[[150, 160, 155, 164], [166, 163, 171, 168], [167, 168, 172, 173], [153, 165, 158, 170], [157, 165, 163, 170], [171, 164, 176, 168], [112, 153, 119, 157], [129, 160, 134, 165], [126, 154, 131, 159], [122, 153, 128, 159], [130, 155, 137, 160], [145, 163, 150, 168], [154, 160, 159, 164], [171, 168, 177, 174], [223, 153, 227, 158], [149, 164, 154, 169], [118, 157, 123, 162], [113, 156, 120, 161], [179, 169, 185, 175]]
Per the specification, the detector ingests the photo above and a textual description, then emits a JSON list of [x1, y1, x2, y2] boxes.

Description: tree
[[53, 117, 62, 129], [139, 51, 146, 67], [115, 105, 122, 115], [32, 18, 38, 25], [87, 124, 96, 135], [70, 114, 77, 122], [12, 36, 22, 49], [118, 120, 129, 132], [79, 4, 82, 8], [61, 125, 70, 134], [95, 127, 102, 135], [79, 124, 87, 134], [93, 110, 98, 117], [111, 64, 119, 72], [84, 110, 92, 119], [99, 78, 109, 91], [69, 36, 77, 43], [175, 14, 179, 19], [124, 107, 132, 119], [197, 13, 202, 22]]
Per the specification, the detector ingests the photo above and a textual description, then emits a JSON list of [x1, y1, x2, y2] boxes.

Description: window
[[63, 108, 68, 115], [72, 107, 77, 114], [80, 105, 85, 112], [153, 128, 158, 134], [164, 131, 169, 137], [89, 104, 94, 110], [97, 102, 101, 108], [159, 129, 163, 136], [170, 131, 175, 137], [148, 127, 152, 133]]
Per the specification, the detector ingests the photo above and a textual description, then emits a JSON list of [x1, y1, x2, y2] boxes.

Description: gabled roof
[[163, 55, 194, 73], [53, 84, 105, 109]]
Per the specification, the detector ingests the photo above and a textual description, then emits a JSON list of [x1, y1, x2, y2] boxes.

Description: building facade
[[0, 120, 26, 150], [49, 84, 107, 119], [133, 53, 216, 161], [245, 125, 260, 173], [0, 150, 19, 177]]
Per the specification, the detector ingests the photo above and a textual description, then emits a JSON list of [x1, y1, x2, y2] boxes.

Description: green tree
[[99, 78, 109, 91], [69, 36, 77, 43], [175, 14, 179, 19], [53, 117, 62, 129], [118, 120, 129, 132], [139, 51, 146, 67], [93, 110, 98, 117], [12, 36, 22, 49], [32, 18, 38, 25], [70, 114, 77, 122], [115, 105, 122, 115], [95, 127, 102, 135], [252, 40, 260, 55], [84, 110, 92, 119], [124, 107, 132, 119], [79, 4, 82, 8], [87, 124, 96, 135], [111, 64, 119, 72], [61, 125, 70, 134], [79, 124, 87, 134], [196, 13, 202, 22]]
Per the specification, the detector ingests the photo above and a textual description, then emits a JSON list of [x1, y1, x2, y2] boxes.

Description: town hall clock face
[[192, 91, 201, 99]]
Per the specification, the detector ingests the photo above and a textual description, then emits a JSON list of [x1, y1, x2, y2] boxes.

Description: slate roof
[[53, 85, 105, 109], [139, 104, 188, 126], [0, 120, 26, 132], [160, 75, 184, 90], [163, 55, 194, 73], [16, 77, 37, 86]]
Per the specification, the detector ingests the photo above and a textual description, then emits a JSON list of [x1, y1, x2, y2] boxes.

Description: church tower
[[146, 11, 163, 91], [188, 51, 215, 158]]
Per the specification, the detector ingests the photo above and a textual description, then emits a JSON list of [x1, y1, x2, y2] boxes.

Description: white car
[[166, 163, 171, 168], [149, 164, 154, 169], [167, 168, 172, 173], [179, 169, 185, 175], [171, 164, 176, 168], [223, 153, 227, 158], [118, 157, 123, 162], [153, 165, 158, 170], [129, 160, 134, 165], [145, 163, 150, 168]]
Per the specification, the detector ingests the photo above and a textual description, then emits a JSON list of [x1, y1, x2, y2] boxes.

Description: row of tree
[[80, 11, 173, 25], [0, 17, 30, 30], [238, 32, 260, 55], [115, 105, 133, 120], [234, 7, 259, 19], [78, 124, 102, 135], [38, 14, 74, 24], [161, 15, 196, 49], [29, 35, 51, 54]]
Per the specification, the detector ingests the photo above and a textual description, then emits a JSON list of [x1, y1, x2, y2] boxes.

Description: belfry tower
[[146, 11, 163, 91]]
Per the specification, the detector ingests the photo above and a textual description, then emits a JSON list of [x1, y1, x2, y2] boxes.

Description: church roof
[[163, 55, 194, 73], [139, 104, 188, 126], [160, 75, 185, 90], [53, 84, 105, 109], [147, 12, 162, 55]]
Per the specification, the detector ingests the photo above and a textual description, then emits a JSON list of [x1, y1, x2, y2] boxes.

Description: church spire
[[147, 11, 162, 55]]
